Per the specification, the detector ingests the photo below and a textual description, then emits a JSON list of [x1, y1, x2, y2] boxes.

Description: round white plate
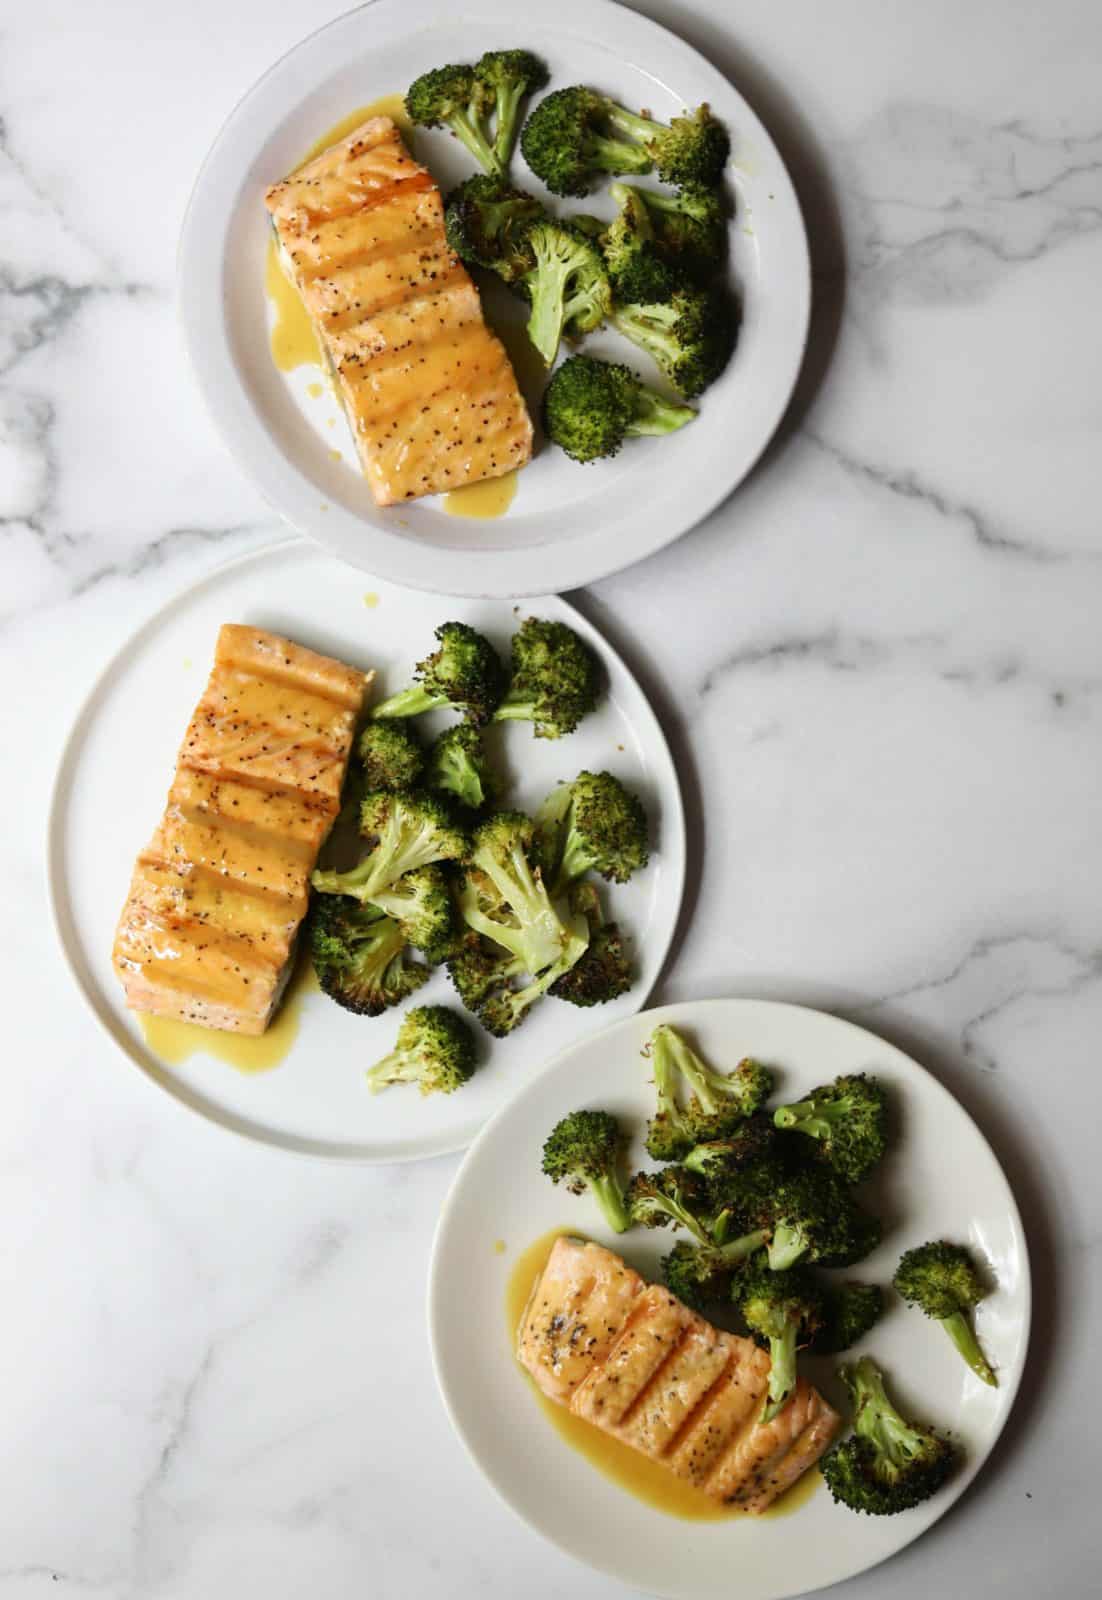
[[47, 541, 684, 1162], [178, 0, 809, 597], [429, 999, 1030, 1600]]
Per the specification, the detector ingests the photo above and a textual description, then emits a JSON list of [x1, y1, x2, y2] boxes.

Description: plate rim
[[176, 0, 811, 599], [45, 536, 687, 1164], [427, 995, 1033, 1598]]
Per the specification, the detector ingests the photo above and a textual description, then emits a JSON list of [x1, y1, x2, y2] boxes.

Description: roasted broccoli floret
[[611, 284, 737, 399], [475, 49, 549, 172], [365, 863, 456, 964], [682, 1117, 783, 1191], [543, 354, 696, 463], [365, 1005, 477, 1095], [476, 945, 588, 1037], [406, 63, 501, 176], [813, 1282, 884, 1354], [520, 85, 654, 196], [425, 722, 495, 812], [465, 812, 586, 975], [357, 721, 425, 791], [759, 1169, 881, 1272], [309, 897, 428, 1016], [773, 1072, 889, 1184], [660, 1226, 772, 1310], [611, 181, 727, 282], [446, 930, 526, 1014], [519, 221, 611, 365], [625, 1167, 715, 1241], [735, 1255, 825, 1421], [493, 616, 601, 738], [893, 1241, 997, 1387], [820, 1357, 958, 1515], [520, 87, 728, 194], [371, 622, 506, 724], [644, 1024, 773, 1159], [541, 1109, 630, 1233], [444, 174, 547, 280], [311, 789, 469, 900], [537, 769, 649, 895], [599, 183, 680, 302], [549, 882, 632, 1007]]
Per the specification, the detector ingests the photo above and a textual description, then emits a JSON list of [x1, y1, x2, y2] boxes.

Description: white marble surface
[[4, 0, 1100, 1594]]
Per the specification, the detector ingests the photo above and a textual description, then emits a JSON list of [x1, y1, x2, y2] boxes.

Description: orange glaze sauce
[[139, 960, 318, 1075]]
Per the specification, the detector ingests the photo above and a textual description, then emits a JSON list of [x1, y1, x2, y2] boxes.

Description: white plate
[[178, 0, 809, 597], [47, 540, 684, 1162], [429, 999, 1030, 1600]]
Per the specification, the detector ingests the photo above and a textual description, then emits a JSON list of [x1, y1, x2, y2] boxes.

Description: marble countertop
[[5, 1, 1100, 1594]]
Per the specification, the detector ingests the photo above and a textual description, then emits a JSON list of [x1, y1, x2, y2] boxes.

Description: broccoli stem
[[491, 84, 525, 169], [448, 108, 504, 177], [590, 129, 653, 174], [602, 101, 661, 145], [626, 390, 697, 437], [311, 857, 375, 901], [611, 303, 679, 364], [940, 1310, 997, 1386], [761, 1319, 799, 1423], [590, 1172, 631, 1233], [767, 1223, 807, 1273], [526, 253, 573, 366], [366, 1049, 420, 1093], [372, 684, 444, 720], [774, 1099, 843, 1139], [718, 1228, 768, 1265]]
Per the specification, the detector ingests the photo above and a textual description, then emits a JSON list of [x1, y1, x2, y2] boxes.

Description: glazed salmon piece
[[516, 1238, 842, 1512], [112, 624, 370, 1035], [264, 115, 532, 506]]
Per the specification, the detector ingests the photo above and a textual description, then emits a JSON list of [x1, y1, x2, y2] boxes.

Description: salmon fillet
[[264, 116, 533, 506], [516, 1237, 842, 1513], [112, 624, 370, 1035]]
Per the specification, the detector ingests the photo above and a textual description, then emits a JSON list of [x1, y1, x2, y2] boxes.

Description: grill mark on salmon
[[112, 625, 370, 1035], [517, 1238, 842, 1512], [265, 115, 532, 505]]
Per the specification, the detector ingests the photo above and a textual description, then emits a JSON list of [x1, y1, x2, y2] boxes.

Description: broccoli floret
[[520, 85, 654, 196], [357, 721, 425, 791], [773, 1072, 889, 1184], [813, 1282, 884, 1353], [893, 1241, 997, 1387], [661, 1239, 730, 1309], [406, 63, 501, 176], [371, 622, 506, 724], [476, 947, 588, 1036], [612, 284, 737, 399], [611, 181, 727, 282], [365, 1004, 477, 1095], [821, 1357, 958, 1515], [309, 897, 429, 1016], [493, 616, 601, 738], [446, 930, 526, 1013], [425, 723, 495, 812], [311, 789, 469, 901], [645, 1024, 773, 1156], [538, 769, 649, 895], [475, 49, 549, 172], [444, 174, 547, 280], [735, 1255, 825, 1421], [541, 1109, 630, 1233], [518, 221, 610, 366], [625, 1167, 715, 1241], [599, 183, 680, 302], [682, 1117, 783, 1191], [467, 812, 585, 973], [543, 354, 696, 464], [365, 863, 456, 964], [605, 103, 729, 188], [549, 883, 632, 1007], [759, 1169, 881, 1272]]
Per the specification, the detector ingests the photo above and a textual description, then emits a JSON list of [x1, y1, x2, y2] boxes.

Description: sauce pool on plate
[[505, 1230, 821, 1521]]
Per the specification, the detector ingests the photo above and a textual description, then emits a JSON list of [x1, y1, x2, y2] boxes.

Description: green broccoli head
[[773, 1072, 889, 1184], [761, 1169, 881, 1272], [311, 788, 469, 902], [894, 1241, 996, 1386], [625, 1167, 714, 1240], [612, 284, 738, 399], [614, 182, 728, 282], [646, 1025, 774, 1154], [425, 722, 496, 812], [543, 354, 697, 464], [549, 921, 631, 1007], [357, 720, 425, 791], [735, 1254, 825, 1420], [308, 897, 429, 1016], [820, 1357, 958, 1515], [371, 622, 506, 724], [494, 616, 601, 738], [365, 1004, 478, 1095], [636, 104, 730, 187], [661, 1239, 732, 1310], [444, 173, 546, 280], [520, 220, 611, 365], [468, 810, 581, 973], [475, 49, 549, 170], [446, 929, 526, 1012], [600, 184, 681, 302], [813, 1282, 884, 1354], [366, 862, 457, 964], [541, 1109, 630, 1233], [682, 1116, 783, 1192], [543, 769, 649, 893], [520, 85, 654, 196], [405, 63, 502, 176]]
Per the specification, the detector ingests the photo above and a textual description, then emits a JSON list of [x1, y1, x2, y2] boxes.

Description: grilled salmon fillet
[[264, 116, 533, 506], [517, 1237, 842, 1513], [112, 625, 370, 1035]]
